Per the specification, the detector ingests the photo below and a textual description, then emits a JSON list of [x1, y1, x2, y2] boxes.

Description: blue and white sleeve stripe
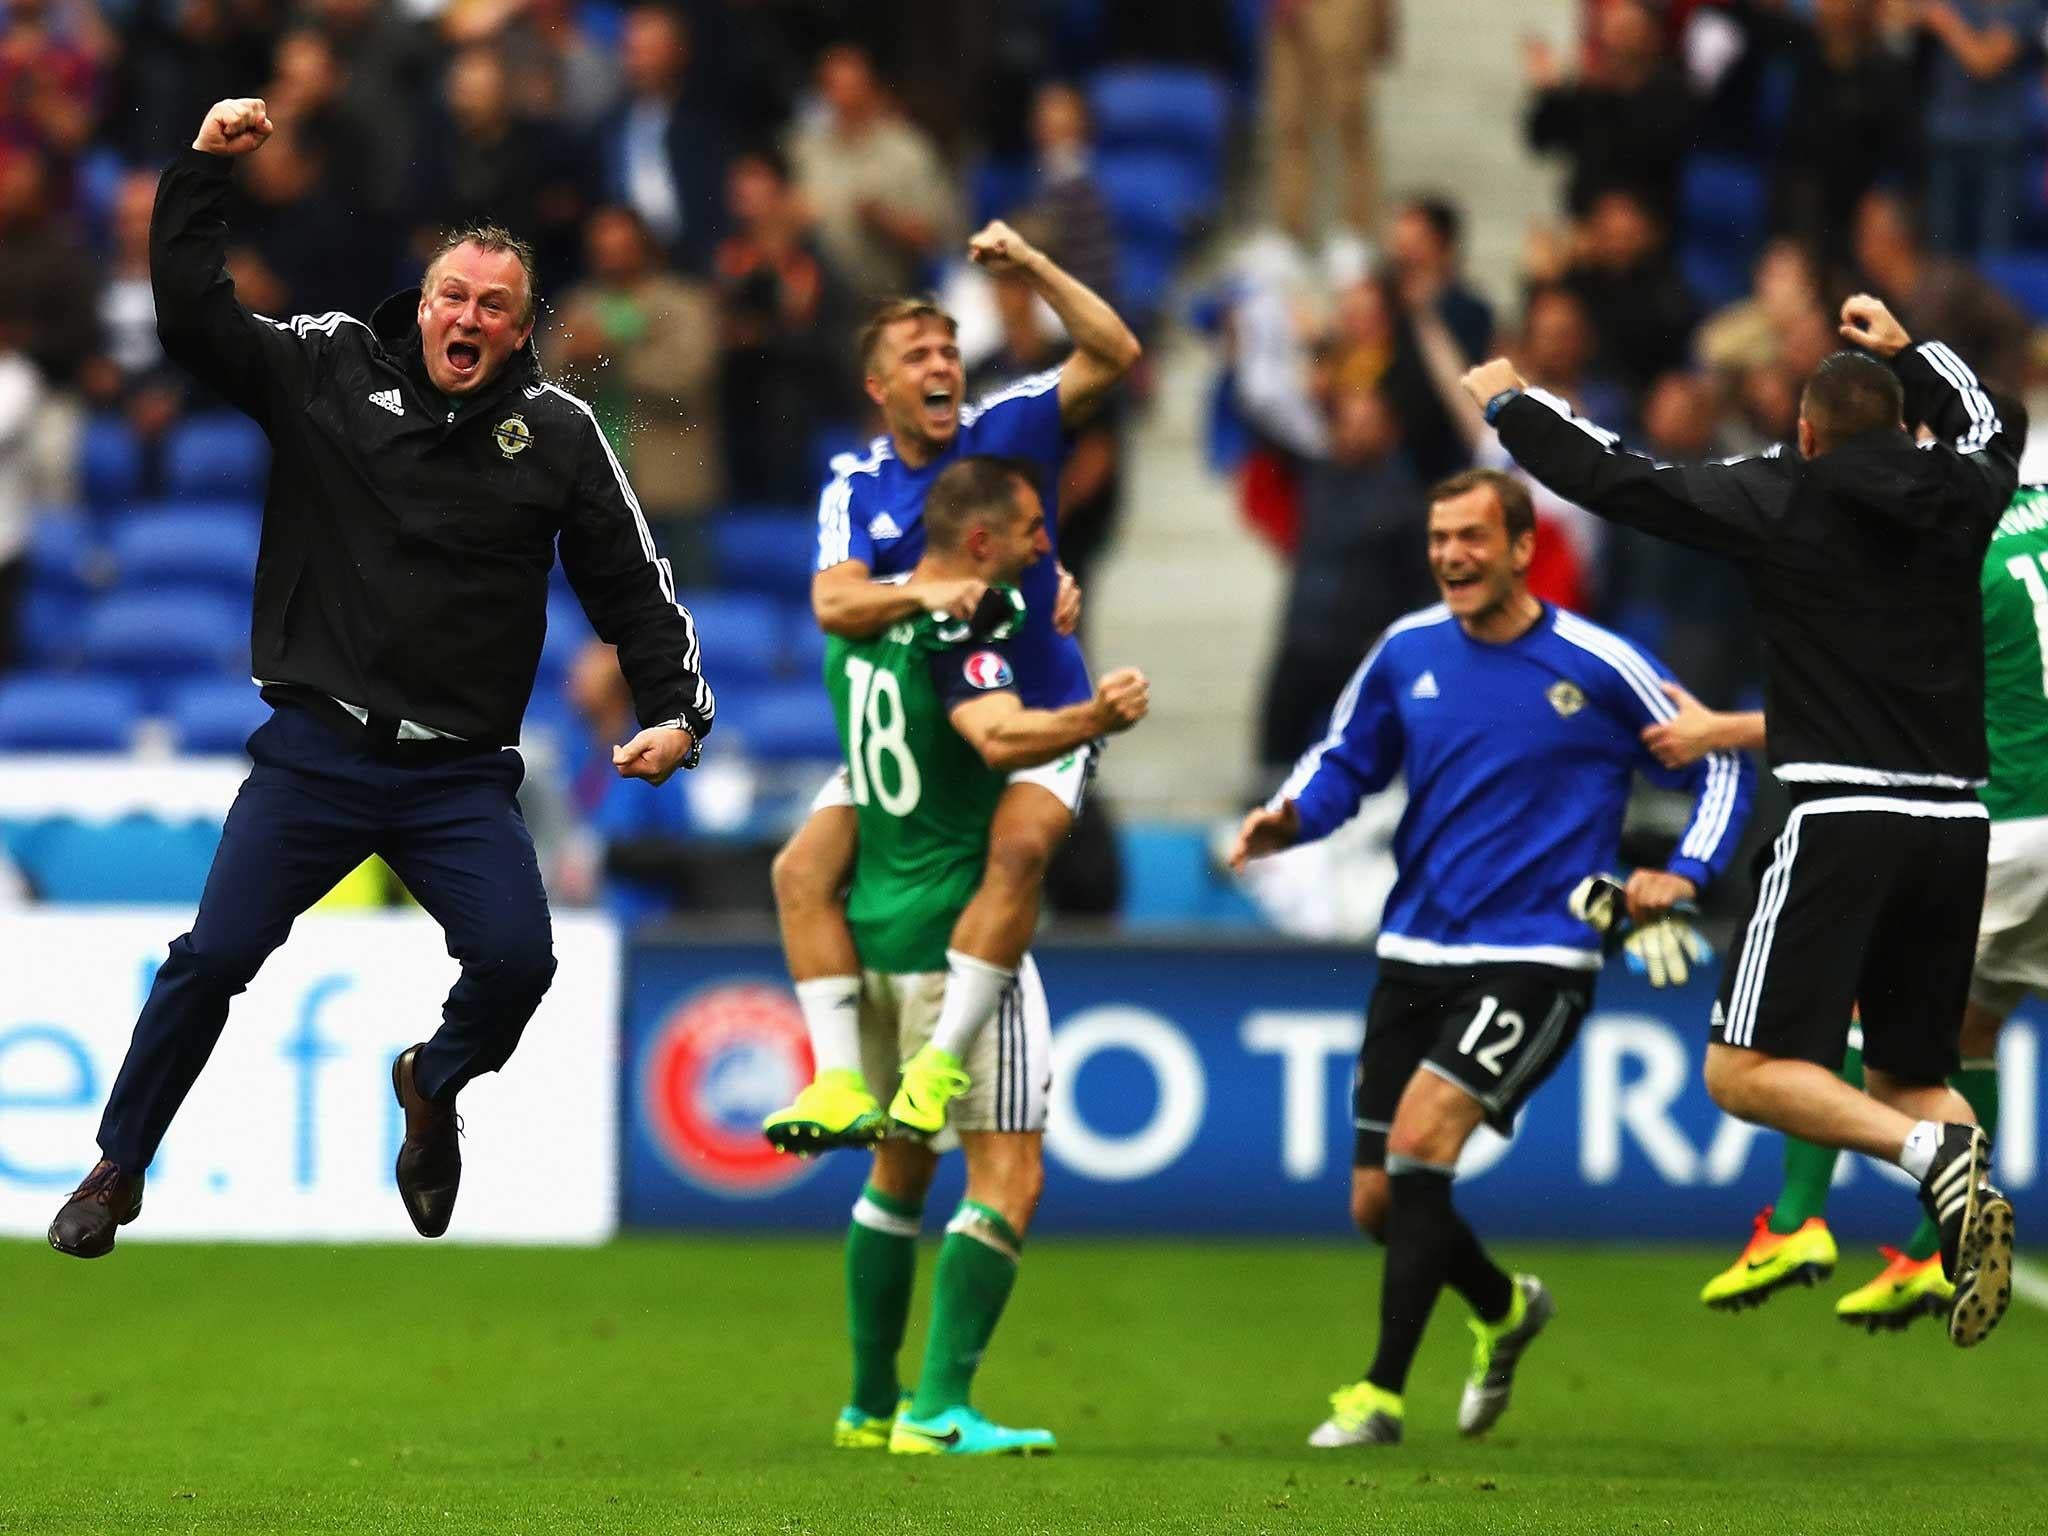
[[815, 475, 852, 570], [1552, 612, 1748, 880]]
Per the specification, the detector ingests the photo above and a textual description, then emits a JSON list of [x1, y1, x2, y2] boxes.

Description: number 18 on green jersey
[[824, 591, 1027, 973]]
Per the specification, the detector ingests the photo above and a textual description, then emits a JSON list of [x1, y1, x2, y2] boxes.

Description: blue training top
[[1276, 602, 1755, 970], [813, 367, 1092, 709]]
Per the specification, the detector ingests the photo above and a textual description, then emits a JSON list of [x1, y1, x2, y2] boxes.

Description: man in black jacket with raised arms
[[48, 97, 716, 1258], [1466, 294, 2019, 1348]]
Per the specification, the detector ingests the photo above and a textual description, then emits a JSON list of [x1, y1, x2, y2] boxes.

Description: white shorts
[[807, 741, 1101, 819], [857, 954, 1052, 1140], [1971, 814, 2048, 1015]]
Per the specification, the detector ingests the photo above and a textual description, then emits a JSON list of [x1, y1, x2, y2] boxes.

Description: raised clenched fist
[[193, 99, 274, 157]]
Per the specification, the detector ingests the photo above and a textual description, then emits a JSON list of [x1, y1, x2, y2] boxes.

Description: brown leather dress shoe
[[48, 1160, 144, 1259], [392, 1045, 461, 1237]]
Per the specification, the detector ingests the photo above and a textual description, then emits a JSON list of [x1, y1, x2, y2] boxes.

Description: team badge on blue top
[[1547, 680, 1586, 717]]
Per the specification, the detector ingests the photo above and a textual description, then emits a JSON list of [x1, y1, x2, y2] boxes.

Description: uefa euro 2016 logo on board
[[640, 982, 819, 1197]]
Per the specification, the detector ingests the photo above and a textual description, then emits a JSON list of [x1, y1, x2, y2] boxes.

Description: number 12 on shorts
[[1456, 996, 1524, 1077]]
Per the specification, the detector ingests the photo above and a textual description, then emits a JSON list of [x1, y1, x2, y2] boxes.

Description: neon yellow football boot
[[761, 1067, 886, 1154], [1835, 1246, 1956, 1333], [1700, 1208, 1838, 1311], [1307, 1380, 1404, 1448], [833, 1395, 909, 1449], [1459, 1273, 1555, 1436], [888, 1045, 971, 1137]]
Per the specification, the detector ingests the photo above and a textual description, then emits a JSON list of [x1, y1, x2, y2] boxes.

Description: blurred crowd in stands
[[0, 0, 1250, 919], [8, 0, 2048, 931], [1226, 0, 2048, 783]]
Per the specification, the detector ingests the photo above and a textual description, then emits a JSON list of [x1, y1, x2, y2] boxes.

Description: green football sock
[[846, 1183, 923, 1418], [910, 1201, 1021, 1418], [1768, 1034, 1863, 1234], [1905, 1057, 2000, 1263]]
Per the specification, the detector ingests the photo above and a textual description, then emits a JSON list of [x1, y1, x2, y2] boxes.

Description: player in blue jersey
[[765, 221, 1141, 1151], [1231, 468, 1754, 1449]]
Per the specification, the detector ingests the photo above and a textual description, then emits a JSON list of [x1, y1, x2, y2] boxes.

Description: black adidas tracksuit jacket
[[1493, 342, 2018, 791], [151, 146, 715, 749]]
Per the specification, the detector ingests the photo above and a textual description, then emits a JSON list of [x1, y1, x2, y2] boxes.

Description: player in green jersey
[[1649, 484, 2048, 1332], [817, 456, 1149, 1456]]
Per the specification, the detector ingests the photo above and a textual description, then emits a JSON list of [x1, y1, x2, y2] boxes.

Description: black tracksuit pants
[[96, 701, 558, 1171]]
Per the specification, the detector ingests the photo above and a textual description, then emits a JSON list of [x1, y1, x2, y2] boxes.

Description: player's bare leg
[[893, 784, 1073, 1135], [765, 806, 885, 1152], [1708, 1044, 2012, 1345], [838, 1137, 938, 1446], [1703, 1045, 1968, 1156], [891, 1129, 1054, 1456], [773, 805, 861, 982]]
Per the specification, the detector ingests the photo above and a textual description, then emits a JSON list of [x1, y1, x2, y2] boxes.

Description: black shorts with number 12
[[1352, 961, 1595, 1167]]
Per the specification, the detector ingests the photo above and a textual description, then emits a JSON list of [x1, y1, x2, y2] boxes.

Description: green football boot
[[761, 1068, 887, 1154], [888, 1405, 1056, 1456]]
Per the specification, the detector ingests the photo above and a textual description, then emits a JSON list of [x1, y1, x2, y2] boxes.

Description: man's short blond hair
[[858, 297, 957, 373], [421, 223, 540, 327]]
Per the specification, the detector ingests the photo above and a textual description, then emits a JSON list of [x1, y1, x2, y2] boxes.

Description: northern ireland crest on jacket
[[493, 414, 533, 459]]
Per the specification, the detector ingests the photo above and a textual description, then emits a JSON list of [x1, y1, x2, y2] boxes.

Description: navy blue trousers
[[97, 702, 558, 1171]]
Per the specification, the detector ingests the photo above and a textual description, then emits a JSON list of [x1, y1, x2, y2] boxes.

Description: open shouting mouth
[[446, 339, 482, 379]]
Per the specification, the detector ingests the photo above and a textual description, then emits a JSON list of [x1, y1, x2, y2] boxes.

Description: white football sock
[[1897, 1119, 1943, 1182], [796, 976, 863, 1078], [928, 950, 1016, 1061]]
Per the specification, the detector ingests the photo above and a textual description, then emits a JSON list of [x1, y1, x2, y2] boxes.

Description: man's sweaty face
[[418, 243, 533, 395]]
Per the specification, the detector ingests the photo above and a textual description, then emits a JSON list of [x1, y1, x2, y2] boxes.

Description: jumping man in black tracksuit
[[1464, 295, 2019, 1347], [48, 97, 717, 1258]]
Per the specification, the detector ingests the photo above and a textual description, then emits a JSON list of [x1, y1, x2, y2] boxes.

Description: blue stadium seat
[[1978, 253, 2048, 324], [164, 413, 270, 498], [1096, 150, 1214, 243], [721, 682, 839, 761], [122, 497, 262, 526], [1678, 246, 1750, 314], [971, 154, 1036, 226], [782, 605, 826, 680], [1117, 239, 1179, 321], [14, 589, 88, 667], [712, 512, 818, 597], [676, 590, 784, 683], [25, 514, 104, 594], [80, 589, 249, 680], [166, 677, 271, 754], [80, 414, 143, 508], [1680, 155, 1767, 247], [539, 591, 597, 686], [1088, 68, 1231, 163], [0, 673, 145, 752], [110, 509, 261, 595]]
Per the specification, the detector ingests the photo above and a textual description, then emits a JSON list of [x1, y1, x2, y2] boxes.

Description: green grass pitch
[[2, 1235, 2041, 1534]]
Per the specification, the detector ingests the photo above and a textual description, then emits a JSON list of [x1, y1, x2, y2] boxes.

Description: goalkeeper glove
[[1568, 874, 1713, 988]]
